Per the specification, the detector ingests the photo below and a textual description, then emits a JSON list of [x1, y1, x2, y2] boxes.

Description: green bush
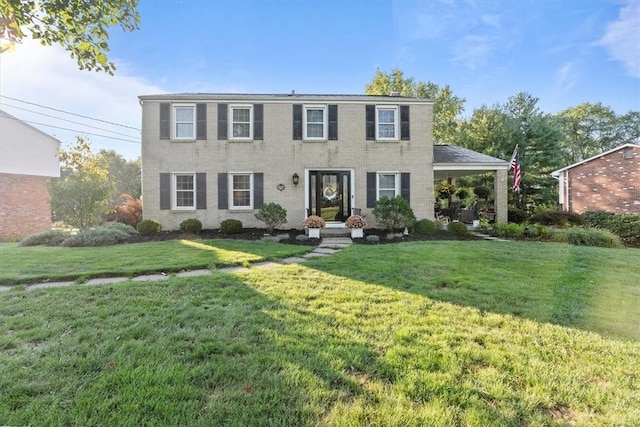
[[508, 206, 527, 224], [61, 226, 131, 247], [373, 196, 416, 231], [19, 229, 71, 247], [413, 219, 436, 235], [137, 219, 162, 236], [447, 221, 468, 235], [365, 235, 380, 243], [529, 211, 584, 227], [255, 202, 287, 235], [103, 222, 138, 236], [582, 211, 615, 228], [532, 225, 553, 241], [551, 227, 624, 248], [492, 223, 526, 239], [605, 214, 640, 247], [220, 219, 243, 234], [179, 218, 203, 234]]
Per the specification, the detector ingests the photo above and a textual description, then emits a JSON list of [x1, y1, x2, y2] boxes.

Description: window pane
[[379, 174, 396, 189], [379, 124, 395, 138], [176, 175, 194, 190], [233, 175, 250, 190], [307, 123, 324, 138], [378, 110, 395, 123], [176, 123, 194, 138], [233, 123, 250, 138], [307, 109, 323, 123], [233, 108, 250, 122], [233, 191, 251, 207], [175, 107, 194, 122], [379, 190, 396, 199], [176, 191, 194, 207]]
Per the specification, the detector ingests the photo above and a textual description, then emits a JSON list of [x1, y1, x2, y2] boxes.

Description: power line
[[2, 103, 140, 139], [0, 94, 140, 131], [3, 115, 141, 144]]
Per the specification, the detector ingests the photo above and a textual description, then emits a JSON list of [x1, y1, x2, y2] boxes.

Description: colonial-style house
[[0, 110, 60, 240], [139, 93, 508, 230], [552, 143, 640, 215]]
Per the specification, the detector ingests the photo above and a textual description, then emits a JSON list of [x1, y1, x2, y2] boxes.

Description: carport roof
[[433, 145, 509, 179]]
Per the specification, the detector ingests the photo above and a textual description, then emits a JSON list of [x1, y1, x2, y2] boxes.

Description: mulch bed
[[126, 228, 484, 245]]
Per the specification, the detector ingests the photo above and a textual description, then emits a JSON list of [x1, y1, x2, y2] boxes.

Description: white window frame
[[229, 172, 254, 209], [377, 172, 400, 200], [303, 105, 327, 140], [229, 105, 253, 141], [173, 173, 196, 210], [376, 105, 398, 141], [173, 104, 196, 140]]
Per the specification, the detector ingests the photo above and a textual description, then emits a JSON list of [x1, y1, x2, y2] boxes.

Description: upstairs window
[[230, 105, 253, 140], [304, 105, 327, 140], [376, 106, 398, 140], [173, 104, 196, 140]]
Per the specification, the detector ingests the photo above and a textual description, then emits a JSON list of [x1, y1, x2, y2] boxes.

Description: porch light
[[292, 173, 299, 186]]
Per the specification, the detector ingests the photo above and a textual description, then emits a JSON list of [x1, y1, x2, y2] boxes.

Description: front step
[[319, 227, 351, 237]]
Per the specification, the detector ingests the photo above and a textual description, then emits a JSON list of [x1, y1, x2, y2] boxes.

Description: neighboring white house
[[0, 110, 60, 240]]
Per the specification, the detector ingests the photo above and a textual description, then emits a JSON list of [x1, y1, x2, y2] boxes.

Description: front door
[[309, 170, 351, 222]]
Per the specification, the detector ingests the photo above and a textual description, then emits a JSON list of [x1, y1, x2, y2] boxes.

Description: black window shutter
[[217, 103, 227, 140], [254, 173, 264, 208], [196, 173, 207, 209], [366, 172, 377, 208], [365, 105, 375, 140], [400, 105, 410, 140], [401, 173, 410, 203], [160, 173, 170, 209], [293, 104, 302, 140], [160, 103, 170, 140], [217, 173, 228, 209], [254, 104, 264, 140], [196, 103, 207, 140], [328, 104, 338, 140]]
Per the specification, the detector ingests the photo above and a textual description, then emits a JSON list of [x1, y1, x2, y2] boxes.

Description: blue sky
[[1, 0, 638, 160]]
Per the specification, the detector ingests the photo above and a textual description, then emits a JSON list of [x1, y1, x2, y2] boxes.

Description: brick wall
[[0, 173, 52, 240], [567, 146, 640, 214]]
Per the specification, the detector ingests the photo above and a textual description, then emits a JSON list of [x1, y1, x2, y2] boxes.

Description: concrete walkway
[[0, 237, 353, 293]]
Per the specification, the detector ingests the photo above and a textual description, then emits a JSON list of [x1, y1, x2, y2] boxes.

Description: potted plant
[[304, 215, 325, 238], [345, 214, 367, 238]]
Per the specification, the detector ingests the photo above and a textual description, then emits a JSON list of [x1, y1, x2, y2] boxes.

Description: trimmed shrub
[[447, 221, 468, 235], [137, 219, 162, 236], [103, 222, 138, 236], [62, 226, 131, 247], [220, 219, 243, 234], [413, 219, 436, 235], [255, 202, 287, 235], [582, 211, 615, 229], [605, 214, 640, 247], [492, 222, 526, 239], [532, 225, 553, 241], [529, 211, 584, 227], [19, 229, 71, 247], [551, 227, 624, 248], [508, 206, 527, 224], [179, 218, 203, 234], [373, 196, 416, 231]]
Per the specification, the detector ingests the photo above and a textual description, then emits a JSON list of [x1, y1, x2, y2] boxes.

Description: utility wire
[[3, 115, 141, 143], [2, 103, 140, 139], [0, 94, 140, 131]]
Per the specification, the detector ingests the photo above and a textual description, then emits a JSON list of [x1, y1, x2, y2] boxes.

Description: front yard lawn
[[1, 240, 638, 425]]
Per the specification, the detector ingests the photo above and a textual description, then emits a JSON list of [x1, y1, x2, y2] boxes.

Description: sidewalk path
[[0, 237, 353, 293]]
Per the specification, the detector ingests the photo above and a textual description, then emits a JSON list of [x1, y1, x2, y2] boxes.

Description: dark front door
[[309, 171, 351, 222]]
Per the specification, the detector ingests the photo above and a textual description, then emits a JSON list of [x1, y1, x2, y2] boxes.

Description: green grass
[[0, 239, 312, 285], [1, 240, 639, 425]]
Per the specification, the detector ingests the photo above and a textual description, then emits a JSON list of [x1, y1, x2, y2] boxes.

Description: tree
[[49, 137, 113, 229], [0, 0, 140, 74], [97, 149, 141, 205], [365, 68, 466, 144]]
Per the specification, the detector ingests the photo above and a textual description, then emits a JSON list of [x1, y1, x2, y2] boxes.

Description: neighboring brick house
[[552, 144, 640, 214], [139, 93, 508, 230], [0, 110, 60, 240]]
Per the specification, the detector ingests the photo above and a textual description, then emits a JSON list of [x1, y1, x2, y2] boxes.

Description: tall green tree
[[365, 68, 466, 144], [0, 0, 140, 74], [97, 149, 141, 205], [49, 137, 113, 230]]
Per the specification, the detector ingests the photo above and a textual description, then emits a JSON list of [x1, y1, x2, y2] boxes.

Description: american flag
[[509, 145, 521, 192]]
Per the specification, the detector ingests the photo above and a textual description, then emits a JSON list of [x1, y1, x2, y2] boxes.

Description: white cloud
[[555, 62, 577, 91], [0, 39, 166, 159], [600, 0, 640, 78]]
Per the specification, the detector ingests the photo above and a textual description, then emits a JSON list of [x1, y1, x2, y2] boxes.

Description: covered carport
[[433, 145, 510, 223]]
